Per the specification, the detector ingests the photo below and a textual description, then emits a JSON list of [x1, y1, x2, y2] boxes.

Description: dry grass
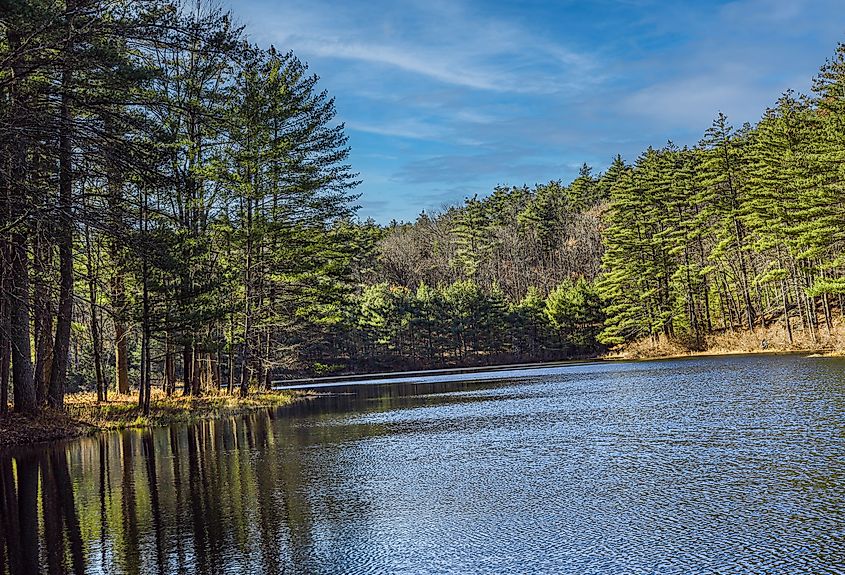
[[0, 388, 306, 450], [607, 319, 845, 360]]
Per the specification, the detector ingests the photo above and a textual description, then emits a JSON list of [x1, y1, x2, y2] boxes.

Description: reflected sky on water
[[1, 354, 843, 574]]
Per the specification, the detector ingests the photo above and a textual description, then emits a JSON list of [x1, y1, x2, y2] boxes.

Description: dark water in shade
[[1, 355, 844, 574]]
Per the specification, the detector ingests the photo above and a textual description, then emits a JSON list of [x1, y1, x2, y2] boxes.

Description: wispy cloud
[[234, 0, 845, 222], [345, 119, 447, 141], [243, 0, 599, 95], [293, 39, 512, 92], [617, 0, 845, 131], [621, 68, 765, 129]]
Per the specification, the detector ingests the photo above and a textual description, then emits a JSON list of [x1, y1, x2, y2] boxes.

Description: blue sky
[[231, 0, 845, 222]]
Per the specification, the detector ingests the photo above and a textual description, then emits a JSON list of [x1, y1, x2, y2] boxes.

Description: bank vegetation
[[3, 1, 845, 426]]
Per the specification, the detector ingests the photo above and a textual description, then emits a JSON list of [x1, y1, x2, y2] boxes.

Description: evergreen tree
[[567, 163, 601, 210], [452, 195, 492, 280], [698, 113, 756, 331]]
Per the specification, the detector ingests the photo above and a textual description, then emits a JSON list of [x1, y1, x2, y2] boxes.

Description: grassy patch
[[1, 388, 307, 449]]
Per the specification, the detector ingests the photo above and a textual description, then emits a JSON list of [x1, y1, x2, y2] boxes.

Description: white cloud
[[346, 119, 447, 141], [621, 71, 765, 128], [292, 39, 512, 92], [241, 0, 600, 95]]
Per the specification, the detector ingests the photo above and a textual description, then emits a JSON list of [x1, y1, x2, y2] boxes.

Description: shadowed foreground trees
[[0, 0, 359, 414]]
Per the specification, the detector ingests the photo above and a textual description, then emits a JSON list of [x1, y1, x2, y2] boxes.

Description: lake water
[[1, 355, 843, 574]]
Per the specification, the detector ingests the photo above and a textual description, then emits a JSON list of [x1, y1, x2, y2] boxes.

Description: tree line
[[297, 180, 608, 373], [1, 0, 360, 415], [3, 0, 845, 411], [310, 42, 845, 371]]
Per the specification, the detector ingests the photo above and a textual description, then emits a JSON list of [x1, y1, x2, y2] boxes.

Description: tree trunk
[[140, 188, 151, 414], [114, 315, 129, 394], [182, 343, 193, 396], [85, 224, 106, 402], [225, 307, 235, 394], [215, 349, 223, 391], [821, 292, 833, 336], [240, 197, 253, 397], [190, 349, 201, 396], [105, 111, 129, 395], [139, 330, 146, 409], [0, 233, 10, 415], [781, 279, 793, 345], [0, 288, 9, 415], [48, 2, 76, 410], [164, 334, 175, 396], [33, 228, 53, 405], [3, 23, 36, 413], [141, 326, 151, 415], [791, 264, 808, 333], [10, 231, 36, 413]]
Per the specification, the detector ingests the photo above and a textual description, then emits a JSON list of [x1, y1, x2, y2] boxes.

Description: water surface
[[1, 355, 843, 574]]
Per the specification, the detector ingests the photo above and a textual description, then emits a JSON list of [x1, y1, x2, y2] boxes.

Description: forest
[[3, 1, 845, 416]]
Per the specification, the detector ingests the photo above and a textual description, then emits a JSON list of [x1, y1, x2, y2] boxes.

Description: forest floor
[[0, 388, 307, 450], [607, 319, 845, 360]]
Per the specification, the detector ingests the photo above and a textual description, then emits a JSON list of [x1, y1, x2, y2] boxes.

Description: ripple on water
[[1, 355, 843, 574], [293, 356, 845, 574]]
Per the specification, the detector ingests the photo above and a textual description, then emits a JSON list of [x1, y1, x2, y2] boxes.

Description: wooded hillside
[[329, 44, 845, 370], [3, 1, 845, 414]]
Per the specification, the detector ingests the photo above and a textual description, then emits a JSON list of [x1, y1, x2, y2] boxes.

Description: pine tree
[[452, 195, 492, 280], [745, 92, 816, 341], [596, 159, 658, 345], [698, 113, 756, 331], [567, 163, 600, 210], [511, 287, 548, 359]]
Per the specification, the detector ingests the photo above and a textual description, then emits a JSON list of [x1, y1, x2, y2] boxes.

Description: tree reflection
[[0, 396, 399, 574], [0, 449, 86, 575]]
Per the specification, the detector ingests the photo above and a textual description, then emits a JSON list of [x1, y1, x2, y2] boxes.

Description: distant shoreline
[[4, 330, 840, 450], [605, 322, 843, 361], [273, 359, 598, 388]]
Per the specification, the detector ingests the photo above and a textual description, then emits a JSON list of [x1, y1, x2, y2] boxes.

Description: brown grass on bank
[[606, 319, 845, 360], [0, 388, 306, 450]]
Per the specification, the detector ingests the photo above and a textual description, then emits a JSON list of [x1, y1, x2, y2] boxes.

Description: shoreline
[[605, 322, 844, 361], [0, 389, 308, 451], [4, 328, 841, 451], [606, 345, 842, 362], [273, 359, 598, 389], [607, 343, 842, 362], [605, 347, 826, 362]]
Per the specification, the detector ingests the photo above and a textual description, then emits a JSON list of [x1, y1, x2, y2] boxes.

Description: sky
[[230, 0, 845, 223]]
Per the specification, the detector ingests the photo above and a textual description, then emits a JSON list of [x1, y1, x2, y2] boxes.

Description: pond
[[1, 354, 843, 574]]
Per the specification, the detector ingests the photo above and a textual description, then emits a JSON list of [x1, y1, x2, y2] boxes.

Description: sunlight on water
[[1, 355, 843, 574]]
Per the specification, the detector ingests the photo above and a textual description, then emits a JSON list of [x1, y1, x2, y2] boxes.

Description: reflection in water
[[0, 409, 321, 574], [0, 354, 843, 574]]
